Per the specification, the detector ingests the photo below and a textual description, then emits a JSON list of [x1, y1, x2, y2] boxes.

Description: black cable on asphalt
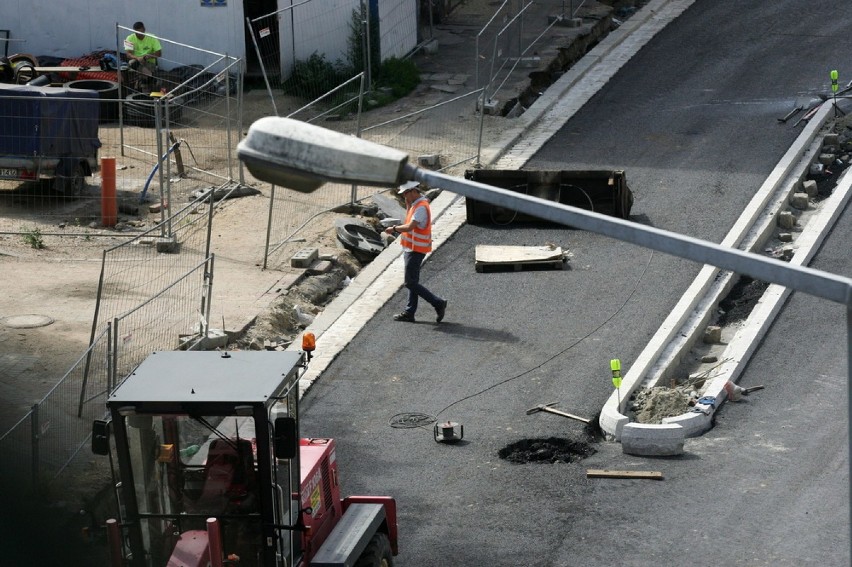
[[433, 249, 655, 419]]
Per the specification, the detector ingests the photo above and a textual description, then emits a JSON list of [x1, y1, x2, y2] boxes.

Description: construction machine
[[91, 340, 398, 567]]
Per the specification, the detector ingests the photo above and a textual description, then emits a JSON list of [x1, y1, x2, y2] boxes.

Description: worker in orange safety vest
[[384, 181, 448, 323]]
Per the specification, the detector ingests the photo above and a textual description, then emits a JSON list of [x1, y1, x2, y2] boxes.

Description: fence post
[[225, 57, 234, 182], [106, 321, 114, 393], [112, 318, 119, 391], [263, 185, 275, 270]]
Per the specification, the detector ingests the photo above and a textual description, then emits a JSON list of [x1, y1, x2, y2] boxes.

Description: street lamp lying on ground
[[237, 116, 851, 306]]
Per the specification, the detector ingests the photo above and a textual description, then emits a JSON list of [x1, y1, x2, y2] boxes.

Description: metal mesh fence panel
[[1, 28, 242, 239], [474, 1, 572, 100], [361, 88, 483, 175], [34, 326, 111, 481], [0, 409, 35, 493], [250, 1, 581, 268], [247, 0, 365, 118], [113, 25, 243, 212], [91, 197, 214, 350], [0, 325, 111, 493], [112, 256, 212, 384]]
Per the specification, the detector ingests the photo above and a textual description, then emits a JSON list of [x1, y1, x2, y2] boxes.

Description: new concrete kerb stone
[[603, 102, 852, 456]]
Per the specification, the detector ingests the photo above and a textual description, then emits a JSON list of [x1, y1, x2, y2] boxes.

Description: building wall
[[0, 0, 248, 66], [0, 0, 416, 71]]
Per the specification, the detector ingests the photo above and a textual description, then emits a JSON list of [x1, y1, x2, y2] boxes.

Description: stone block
[[778, 211, 796, 229], [818, 153, 835, 165], [510, 56, 541, 69], [778, 232, 793, 242], [307, 260, 333, 275], [148, 200, 168, 213], [156, 237, 178, 253], [423, 38, 439, 54], [291, 248, 319, 268], [703, 325, 722, 344], [789, 192, 809, 210], [621, 423, 685, 456], [418, 154, 441, 168], [823, 133, 839, 147], [802, 179, 818, 197], [478, 98, 500, 115], [550, 15, 583, 27]]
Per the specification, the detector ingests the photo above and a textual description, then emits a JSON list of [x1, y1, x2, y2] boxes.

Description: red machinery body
[[298, 438, 399, 562], [97, 350, 398, 567]]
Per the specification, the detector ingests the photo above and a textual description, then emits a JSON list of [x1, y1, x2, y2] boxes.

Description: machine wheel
[[353, 533, 392, 567], [54, 163, 86, 196]]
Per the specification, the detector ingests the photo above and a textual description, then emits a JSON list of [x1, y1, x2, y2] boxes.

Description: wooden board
[[475, 245, 565, 273], [586, 469, 663, 480], [33, 66, 89, 73]]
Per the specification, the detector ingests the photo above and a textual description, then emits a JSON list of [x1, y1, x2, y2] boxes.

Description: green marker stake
[[610, 358, 622, 406], [831, 70, 839, 117]]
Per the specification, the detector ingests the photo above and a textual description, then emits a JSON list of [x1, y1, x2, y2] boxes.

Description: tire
[[353, 533, 392, 567], [66, 79, 120, 122], [334, 218, 384, 263], [123, 92, 184, 128], [54, 163, 85, 196]]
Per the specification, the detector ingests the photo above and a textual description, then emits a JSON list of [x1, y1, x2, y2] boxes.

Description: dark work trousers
[[403, 250, 442, 315]]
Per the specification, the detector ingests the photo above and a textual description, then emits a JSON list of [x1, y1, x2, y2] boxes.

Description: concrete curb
[[662, 158, 852, 438], [605, 102, 852, 453]]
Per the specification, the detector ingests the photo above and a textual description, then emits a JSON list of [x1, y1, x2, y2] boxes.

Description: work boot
[[435, 300, 448, 323], [393, 311, 415, 322]]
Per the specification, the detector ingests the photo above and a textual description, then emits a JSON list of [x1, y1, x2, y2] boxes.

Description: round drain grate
[[498, 437, 596, 464], [0, 314, 55, 329]]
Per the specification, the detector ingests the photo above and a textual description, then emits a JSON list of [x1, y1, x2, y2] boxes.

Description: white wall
[[0, 0, 246, 66], [378, 0, 417, 60], [0, 0, 416, 74]]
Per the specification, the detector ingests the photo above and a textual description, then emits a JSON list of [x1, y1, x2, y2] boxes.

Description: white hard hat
[[397, 180, 420, 194]]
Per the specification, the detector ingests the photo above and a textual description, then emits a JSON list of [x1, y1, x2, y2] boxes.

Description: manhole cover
[[498, 437, 596, 464], [0, 314, 55, 329]]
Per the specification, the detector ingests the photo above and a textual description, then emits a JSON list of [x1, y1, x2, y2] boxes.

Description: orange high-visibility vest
[[401, 198, 432, 253]]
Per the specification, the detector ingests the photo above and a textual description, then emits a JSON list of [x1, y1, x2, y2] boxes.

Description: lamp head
[[237, 117, 411, 192]]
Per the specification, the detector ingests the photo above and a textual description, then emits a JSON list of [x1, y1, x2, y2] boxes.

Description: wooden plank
[[586, 469, 663, 480], [475, 244, 563, 265], [33, 66, 88, 73]]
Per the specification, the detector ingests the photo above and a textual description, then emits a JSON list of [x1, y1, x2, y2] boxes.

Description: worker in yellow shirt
[[124, 21, 162, 90]]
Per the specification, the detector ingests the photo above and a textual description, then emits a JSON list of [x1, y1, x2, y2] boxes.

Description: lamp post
[[237, 115, 852, 552], [237, 116, 851, 305]]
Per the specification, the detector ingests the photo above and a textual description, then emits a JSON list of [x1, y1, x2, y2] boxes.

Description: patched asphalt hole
[[498, 437, 597, 464]]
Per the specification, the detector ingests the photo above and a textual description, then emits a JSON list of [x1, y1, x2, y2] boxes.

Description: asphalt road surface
[[300, 1, 850, 565]]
